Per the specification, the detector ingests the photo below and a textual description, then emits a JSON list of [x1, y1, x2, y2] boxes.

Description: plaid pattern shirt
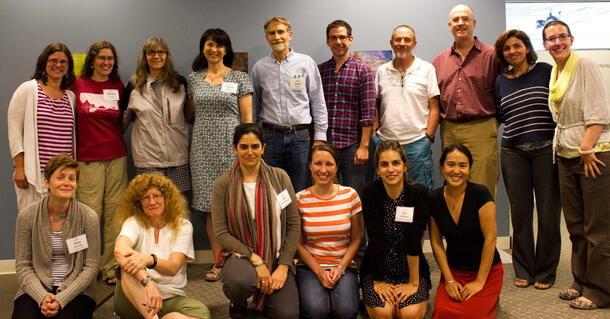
[[318, 55, 375, 149]]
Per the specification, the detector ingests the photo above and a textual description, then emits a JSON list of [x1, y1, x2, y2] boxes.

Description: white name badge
[[277, 189, 292, 209], [66, 234, 89, 254], [103, 89, 120, 101], [290, 78, 306, 91], [221, 82, 238, 94], [395, 206, 414, 223]]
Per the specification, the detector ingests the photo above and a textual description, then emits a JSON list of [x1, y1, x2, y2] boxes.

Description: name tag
[[66, 234, 89, 254], [290, 78, 306, 91], [395, 206, 414, 223], [103, 89, 120, 101], [221, 82, 238, 94], [276, 189, 292, 209]]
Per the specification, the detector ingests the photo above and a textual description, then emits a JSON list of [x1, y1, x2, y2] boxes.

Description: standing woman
[[493, 30, 561, 289], [211, 123, 299, 318], [296, 143, 363, 319], [187, 28, 253, 282], [429, 144, 503, 319], [70, 41, 127, 285], [8, 43, 76, 211], [13, 153, 100, 319], [360, 140, 430, 319], [123, 37, 191, 195], [543, 20, 610, 310]]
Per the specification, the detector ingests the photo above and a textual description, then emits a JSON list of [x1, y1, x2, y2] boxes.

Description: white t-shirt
[[243, 182, 283, 257], [118, 217, 195, 299], [375, 56, 440, 144]]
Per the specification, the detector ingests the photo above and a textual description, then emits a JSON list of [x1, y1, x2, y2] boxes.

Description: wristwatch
[[140, 275, 152, 287], [425, 133, 435, 143]]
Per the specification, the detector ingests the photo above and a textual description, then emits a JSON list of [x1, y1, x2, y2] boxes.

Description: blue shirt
[[252, 50, 328, 141]]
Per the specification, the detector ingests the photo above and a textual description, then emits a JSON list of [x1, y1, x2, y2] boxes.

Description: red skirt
[[431, 262, 503, 319]]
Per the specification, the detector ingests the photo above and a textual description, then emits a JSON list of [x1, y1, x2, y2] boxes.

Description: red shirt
[[432, 38, 499, 121], [71, 77, 127, 161]]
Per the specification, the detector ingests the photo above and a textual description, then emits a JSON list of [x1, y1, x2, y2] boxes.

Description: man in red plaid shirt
[[318, 20, 375, 195]]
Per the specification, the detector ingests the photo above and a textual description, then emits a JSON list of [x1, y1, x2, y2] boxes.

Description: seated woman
[[13, 153, 100, 319], [296, 143, 363, 319], [211, 123, 300, 319], [113, 173, 210, 319], [429, 144, 503, 319], [361, 140, 431, 319]]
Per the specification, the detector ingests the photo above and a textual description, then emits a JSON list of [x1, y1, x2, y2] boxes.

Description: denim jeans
[[372, 135, 434, 188], [336, 143, 367, 196], [296, 265, 359, 319], [262, 127, 311, 193]]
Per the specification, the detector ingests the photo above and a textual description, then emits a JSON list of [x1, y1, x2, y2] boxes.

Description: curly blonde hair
[[116, 173, 189, 241]]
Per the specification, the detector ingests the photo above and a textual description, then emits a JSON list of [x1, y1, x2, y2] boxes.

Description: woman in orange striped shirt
[[296, 143, 364, 319]]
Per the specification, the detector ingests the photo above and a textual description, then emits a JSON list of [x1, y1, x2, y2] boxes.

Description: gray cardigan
[[551, 57, 610, 156], [211, 165, 300, 272], [14, 197, 100, 307]]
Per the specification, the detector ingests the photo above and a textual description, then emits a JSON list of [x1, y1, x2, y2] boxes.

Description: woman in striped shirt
[[8, 43, 76, 212], [296, 143, 364, 319]]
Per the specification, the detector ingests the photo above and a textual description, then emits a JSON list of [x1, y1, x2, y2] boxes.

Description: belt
[[262, 122, 309, 132]]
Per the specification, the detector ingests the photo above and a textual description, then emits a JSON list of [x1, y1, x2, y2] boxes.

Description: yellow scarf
[[549, 52, 580, 111]]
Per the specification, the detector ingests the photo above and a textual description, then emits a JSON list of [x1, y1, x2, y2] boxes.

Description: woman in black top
[[361, 140, 430, 319], [429, 144, 503, 319]]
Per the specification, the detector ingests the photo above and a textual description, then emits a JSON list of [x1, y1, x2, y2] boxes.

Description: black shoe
[[229, 302, 248, 319]]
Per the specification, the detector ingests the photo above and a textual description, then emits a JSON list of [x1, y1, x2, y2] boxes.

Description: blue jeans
[[262, 127, 311, 193], [372, 135, 434, 188], [337, 143, 367, 196], [296, 266, 359, 319]]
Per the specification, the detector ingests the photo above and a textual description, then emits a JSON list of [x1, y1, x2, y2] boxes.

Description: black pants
[[12, 292, 95, 319]]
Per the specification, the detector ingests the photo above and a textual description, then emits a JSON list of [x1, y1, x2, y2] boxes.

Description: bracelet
[[252, 261, 264, 267], [146, 254, 157, 269], [337, 265, 346, 275], [446, 280, 456, 285], [578, 147, 595, 155]]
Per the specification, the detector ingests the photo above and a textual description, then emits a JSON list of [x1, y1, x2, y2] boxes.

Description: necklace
[[52, 214, 66, 222], [205, 67, 228, 84]]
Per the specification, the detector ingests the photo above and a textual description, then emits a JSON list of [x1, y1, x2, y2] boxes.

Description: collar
[[388, 55, 417, 73], [450, 36, 482, 56], [328, 54, 353, 69], [271, 49, 294, 63]]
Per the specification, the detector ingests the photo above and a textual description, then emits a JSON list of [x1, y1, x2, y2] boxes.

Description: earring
[[42, 71, 47, 78]]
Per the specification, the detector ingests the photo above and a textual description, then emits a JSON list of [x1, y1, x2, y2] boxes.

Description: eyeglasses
[[544, 33, 571, 43], [328, 35, 350, 41], [95, 56, 115, 61], [140, 193, 164, 203], [146, 50, 167, 57], [47, 58, 68, 65]]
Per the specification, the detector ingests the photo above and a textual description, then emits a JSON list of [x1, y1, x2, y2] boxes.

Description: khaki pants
[[76, 156, 127, 280], [440, 117, 499, 198]]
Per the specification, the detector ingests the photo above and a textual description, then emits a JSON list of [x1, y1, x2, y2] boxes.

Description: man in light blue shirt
[[252, 16, 327, 192]]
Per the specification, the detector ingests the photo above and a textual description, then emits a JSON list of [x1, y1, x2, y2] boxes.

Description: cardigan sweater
[[14, 197, 100, 307], [7, 79, 76, 194], [211, 164, 300, 273], [360, 178, 430, 281], [550, 58, 610, 158]]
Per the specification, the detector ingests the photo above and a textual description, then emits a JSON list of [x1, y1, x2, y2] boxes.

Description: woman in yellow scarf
[[544, 20, 610, 310]]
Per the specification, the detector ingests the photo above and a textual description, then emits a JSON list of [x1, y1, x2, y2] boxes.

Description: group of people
[[7, 2, 609, 319]]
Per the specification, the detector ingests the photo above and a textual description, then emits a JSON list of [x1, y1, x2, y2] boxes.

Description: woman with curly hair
[[70, 40, 127, 285], [8, 42, 76, 212], [113, 173, 209, 319], [122, 37, 191, 195]]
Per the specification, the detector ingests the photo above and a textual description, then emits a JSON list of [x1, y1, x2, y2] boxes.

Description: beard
[[271, 42, 287, 53]]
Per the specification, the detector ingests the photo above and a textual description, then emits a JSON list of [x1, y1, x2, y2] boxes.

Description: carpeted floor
[[94, 248, 610, 318]]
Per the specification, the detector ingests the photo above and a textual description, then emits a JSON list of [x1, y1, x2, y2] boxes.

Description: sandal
[[204, 266, 222, 282], [570, 297, 598, 310], [559, 288, 581, 300], [514, 278, 530, 288], [534, 282, 553, 290]]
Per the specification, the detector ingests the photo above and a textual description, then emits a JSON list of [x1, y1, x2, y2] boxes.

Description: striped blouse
[[296, 185, 362, 268], [50, 229, 68, 287], [37, 84, 74, 172]]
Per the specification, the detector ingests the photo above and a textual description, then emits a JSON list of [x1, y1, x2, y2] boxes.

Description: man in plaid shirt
[[318, 20, 375, 195]]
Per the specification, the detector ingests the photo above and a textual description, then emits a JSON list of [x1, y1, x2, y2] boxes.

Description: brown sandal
[[204, 266, 222, 282], [570, 297, 598, 310], [559, 288, 580, 300], [534, 282, 553, 290], [514, 278, 530, 288]]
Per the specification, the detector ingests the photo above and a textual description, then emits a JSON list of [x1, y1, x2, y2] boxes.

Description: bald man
[[432, 4, 500, 197]]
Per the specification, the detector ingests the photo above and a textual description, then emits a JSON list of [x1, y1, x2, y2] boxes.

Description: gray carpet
[[93, 251, 610, 318]]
